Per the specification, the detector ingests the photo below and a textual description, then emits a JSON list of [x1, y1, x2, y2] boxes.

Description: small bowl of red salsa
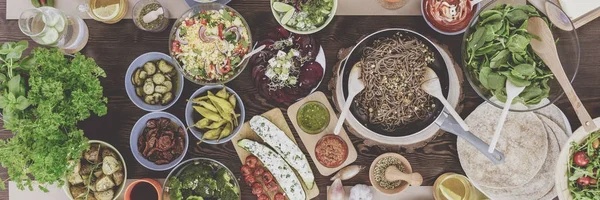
[[421, 0, 480, 35]]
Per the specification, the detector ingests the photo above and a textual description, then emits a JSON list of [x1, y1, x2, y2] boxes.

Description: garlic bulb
[[349, 184, 373, 200], [328, 178, 348, 200]]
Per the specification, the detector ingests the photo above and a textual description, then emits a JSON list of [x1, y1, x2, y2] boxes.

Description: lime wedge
[[53, 16, 66, 32], [92, 4, 120, 20], [439, 184, 463, 200], [281, 9, 295, 25], [40, 27, 59, 45], [273, 2, 294, 13]]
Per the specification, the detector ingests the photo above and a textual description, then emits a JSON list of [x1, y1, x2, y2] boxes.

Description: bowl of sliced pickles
[[126, 52, 184, 111], [185, 85, 245, 144]]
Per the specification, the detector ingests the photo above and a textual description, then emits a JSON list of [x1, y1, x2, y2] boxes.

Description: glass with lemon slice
[[434, 173, 489, 200], [80, 0, 128, 24]]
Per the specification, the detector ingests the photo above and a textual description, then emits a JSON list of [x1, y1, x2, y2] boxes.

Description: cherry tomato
[[274, 193, 285, 200], [251, 182, 263, 196], [184, 19, 195, 26], [267, 181, 280, 192], [171, 41, 182, 53], [578, 176, 592, 186], [200, 19, 208, 25], [218, 24, 224, 40], [257, 194, 269, 200], [241, 165, 253, 176], [245, 155, 258, 168], [262, 171, 274, 184], [253, 167, 265, 177], [574, 151, 590, 167], [244, 174, 256, 186]]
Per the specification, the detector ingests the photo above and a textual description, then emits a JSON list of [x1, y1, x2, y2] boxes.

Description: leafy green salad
[[568, 131, 600, 199], [165, 160, 240, 200], [466, 4, 553, 105], [272, 0, 334, 32]]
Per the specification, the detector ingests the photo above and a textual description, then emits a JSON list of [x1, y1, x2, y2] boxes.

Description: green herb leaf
[[487, 72, 506, 90], [490, 50, 510, 69]]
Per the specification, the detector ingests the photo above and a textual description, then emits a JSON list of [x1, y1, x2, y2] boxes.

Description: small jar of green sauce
[[297, 101, 330, 134]]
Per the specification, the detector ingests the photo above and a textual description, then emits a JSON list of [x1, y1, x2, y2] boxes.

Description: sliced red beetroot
[[251, 64, 266, 80], [298, 62, 323, 89], [257, 39, 275, 50]]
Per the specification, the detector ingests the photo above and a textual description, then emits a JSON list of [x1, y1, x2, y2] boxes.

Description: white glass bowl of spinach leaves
[[462, 0, 579, 112]]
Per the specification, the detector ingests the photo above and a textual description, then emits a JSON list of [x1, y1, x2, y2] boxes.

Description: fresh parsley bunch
[[466, 4, 554, 105], [0, 41, 108, 191]]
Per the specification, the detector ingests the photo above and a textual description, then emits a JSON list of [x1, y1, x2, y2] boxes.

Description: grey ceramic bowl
[[130, 111, 189, 171], [125, 52, 184, 111], [185, 85, 245, 144]]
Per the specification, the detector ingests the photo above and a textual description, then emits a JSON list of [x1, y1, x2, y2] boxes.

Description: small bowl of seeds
[[369, 152, 421, 195], [133, 0, 169, 32]]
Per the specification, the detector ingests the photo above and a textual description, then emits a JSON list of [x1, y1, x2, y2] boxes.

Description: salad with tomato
[[171, 8, 251, 83], [568, 130, 600, 199]]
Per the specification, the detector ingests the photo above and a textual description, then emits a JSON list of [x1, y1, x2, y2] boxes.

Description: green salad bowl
[[270, 0, 338, 34]]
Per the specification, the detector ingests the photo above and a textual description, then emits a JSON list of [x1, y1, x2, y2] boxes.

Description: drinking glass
[[78, 0, 128, 24], [19, 7, 89, 54]]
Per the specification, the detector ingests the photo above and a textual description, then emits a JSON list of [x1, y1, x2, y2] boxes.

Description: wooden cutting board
[[230, 108, 319, 200], [287, 91, 358, 176]]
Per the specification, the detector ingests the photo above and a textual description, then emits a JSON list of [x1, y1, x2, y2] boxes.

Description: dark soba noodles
[[355, 33, 435, 132]]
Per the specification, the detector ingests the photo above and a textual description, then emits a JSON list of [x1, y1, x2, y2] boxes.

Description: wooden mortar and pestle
[[369, 153, 423, 195]]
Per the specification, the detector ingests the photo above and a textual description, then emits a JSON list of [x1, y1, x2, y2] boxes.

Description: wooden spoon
[[333, 63, 365, 135], [527, 17, 597, 132], [385, 166, 423, 186], [421, 67, 469, 131]]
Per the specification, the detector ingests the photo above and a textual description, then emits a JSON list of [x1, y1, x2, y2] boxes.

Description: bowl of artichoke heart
[[65, 140, 127, 200], [185, 85, 245, 144], [126, 52, 184, 112]]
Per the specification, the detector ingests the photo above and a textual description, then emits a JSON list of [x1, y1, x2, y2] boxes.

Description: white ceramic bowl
[[130, 111, 189, 171], [64, 140, 128, 200], [125, 52, 184, 111], [555, 118, 600, 200]]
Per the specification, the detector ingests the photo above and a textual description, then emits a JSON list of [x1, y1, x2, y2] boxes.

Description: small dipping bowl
[[125, 178, 163, 200], [297, 101, 330, 134], [369, 152, 413, 195]]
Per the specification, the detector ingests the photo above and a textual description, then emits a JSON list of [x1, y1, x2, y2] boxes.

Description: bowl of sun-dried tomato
[[314, 134, 348, 168]]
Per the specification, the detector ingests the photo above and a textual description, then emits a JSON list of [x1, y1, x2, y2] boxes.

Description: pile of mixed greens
[[0, 41, 107, 191], [166, 160, 240, 200], [568, 131, 600, 199], [466, 4, 554, 105]]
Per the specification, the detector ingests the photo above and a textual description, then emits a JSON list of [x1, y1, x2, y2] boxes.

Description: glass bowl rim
[[461, 0, 580, 112]]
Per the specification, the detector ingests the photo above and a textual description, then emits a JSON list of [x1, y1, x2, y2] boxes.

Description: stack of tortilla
[[457, 102, 571, 200]]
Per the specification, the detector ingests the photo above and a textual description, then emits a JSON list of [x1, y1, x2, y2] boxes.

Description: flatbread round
[[534, 104, 571, 135], [477, 118, 559, 199], [458, 103, 548, 188]]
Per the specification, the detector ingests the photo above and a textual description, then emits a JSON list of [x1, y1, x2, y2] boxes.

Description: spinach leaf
[[512, 63, 536, 78], [479, 67, 492, 88], [506, 9, 529, 24], [507, 34, 530, 54], [487, 72, 506, 90], [490, 50, 510, 69]]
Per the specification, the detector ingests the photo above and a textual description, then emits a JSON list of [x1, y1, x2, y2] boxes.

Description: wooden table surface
[[0, 0, 599, 199]]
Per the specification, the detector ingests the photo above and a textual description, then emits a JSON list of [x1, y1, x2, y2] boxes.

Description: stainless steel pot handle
[[435, 111, 506, 165]]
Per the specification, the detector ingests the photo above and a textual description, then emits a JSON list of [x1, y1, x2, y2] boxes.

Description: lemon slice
[[439, 184, 463, 200], [273, 2, 294, 13], [281, 9, 295, 25], [92, 4, 120, 20]]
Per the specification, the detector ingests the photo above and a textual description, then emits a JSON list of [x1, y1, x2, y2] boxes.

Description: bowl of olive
[[126, 52, 184, 111]]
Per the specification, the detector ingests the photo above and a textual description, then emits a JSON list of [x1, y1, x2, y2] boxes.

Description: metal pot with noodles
[[339, 29, 504, 164]]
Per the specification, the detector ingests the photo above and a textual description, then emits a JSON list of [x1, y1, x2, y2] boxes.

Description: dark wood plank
[[0, 0, 599, 199]]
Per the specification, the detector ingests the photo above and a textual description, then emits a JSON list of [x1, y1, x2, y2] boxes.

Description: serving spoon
[[527, 17, 597, 132], [421, 67, 469, 131], [488, 80, 525, 153], [333, 63, 365, 135]]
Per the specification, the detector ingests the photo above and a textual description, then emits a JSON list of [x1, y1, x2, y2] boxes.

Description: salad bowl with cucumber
[[270, 0, 337, 34]]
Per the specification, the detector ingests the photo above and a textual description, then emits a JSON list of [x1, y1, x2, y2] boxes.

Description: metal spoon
[[488, 80, 525, 153], [333, 63, 365, 135], [421, 67, 469, 131], [527, 17, 597, 132]]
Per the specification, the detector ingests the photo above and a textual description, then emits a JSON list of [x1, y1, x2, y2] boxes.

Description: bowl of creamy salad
[[169, 3, 252, 85], [270, 0, 337, 34]]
